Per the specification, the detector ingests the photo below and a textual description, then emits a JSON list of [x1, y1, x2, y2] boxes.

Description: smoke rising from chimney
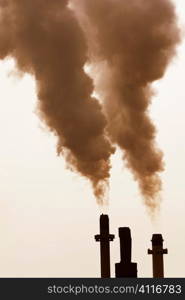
[[0, 0, 114, 204], [0, 0, 180, 210], [72, 0, 180, 210]]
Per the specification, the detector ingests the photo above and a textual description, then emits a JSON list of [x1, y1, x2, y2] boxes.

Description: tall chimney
[[95, 214, 115, 278], [115, 227, 137, 277], [148, 234, 168, 278]]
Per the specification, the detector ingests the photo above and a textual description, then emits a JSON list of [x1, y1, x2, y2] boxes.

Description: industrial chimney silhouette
[[95, 214, 115, 278], [148, 234, 168, 278], [115, 227, 137, 277]]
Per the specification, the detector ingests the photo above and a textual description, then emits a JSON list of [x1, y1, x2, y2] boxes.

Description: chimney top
[[119, 227, 131, 238], [151, 234, 163, 246]]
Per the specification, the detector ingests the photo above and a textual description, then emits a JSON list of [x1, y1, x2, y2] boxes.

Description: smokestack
[[115, 227, 137, 277], [148, 234, 168, 278], [95, 214, 115, 278]]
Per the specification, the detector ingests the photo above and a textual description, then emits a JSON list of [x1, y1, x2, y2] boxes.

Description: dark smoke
[[0, 0, 114, 204], [0, 0, 180, 210], [72, 0, 180, 210]]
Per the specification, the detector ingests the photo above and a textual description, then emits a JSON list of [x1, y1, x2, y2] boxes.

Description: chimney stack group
[[95, 214, 168, 278]]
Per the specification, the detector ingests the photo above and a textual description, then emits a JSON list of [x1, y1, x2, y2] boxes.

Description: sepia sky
[[0, 0, 185, 277]]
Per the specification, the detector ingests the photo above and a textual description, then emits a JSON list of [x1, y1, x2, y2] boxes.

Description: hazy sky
[[0, 0, 185, 277]]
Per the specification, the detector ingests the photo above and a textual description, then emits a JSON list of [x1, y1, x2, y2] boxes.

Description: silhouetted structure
[[115, 227, 137, 277], [95, 214, 115, 278], [148, 234, 168, 278]]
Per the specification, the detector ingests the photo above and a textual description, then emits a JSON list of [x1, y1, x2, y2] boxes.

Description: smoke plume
[[0, 0, 115, 204], [72, 0, 180, 209], [0, 0, 180, 210]]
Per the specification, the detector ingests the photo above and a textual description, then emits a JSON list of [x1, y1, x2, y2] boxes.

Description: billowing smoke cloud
[[0, 0, 115, 204], [72, 0, 180, 210], [0, 0, 180, 210]]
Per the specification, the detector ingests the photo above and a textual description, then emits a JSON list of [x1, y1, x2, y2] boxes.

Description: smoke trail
[[72, 0, 180, 210], [0, 0, 115, 203]]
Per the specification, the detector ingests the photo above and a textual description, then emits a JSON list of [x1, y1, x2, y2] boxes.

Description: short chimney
[[115, 227, 137, 277], [148, 234, 168, 278]]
